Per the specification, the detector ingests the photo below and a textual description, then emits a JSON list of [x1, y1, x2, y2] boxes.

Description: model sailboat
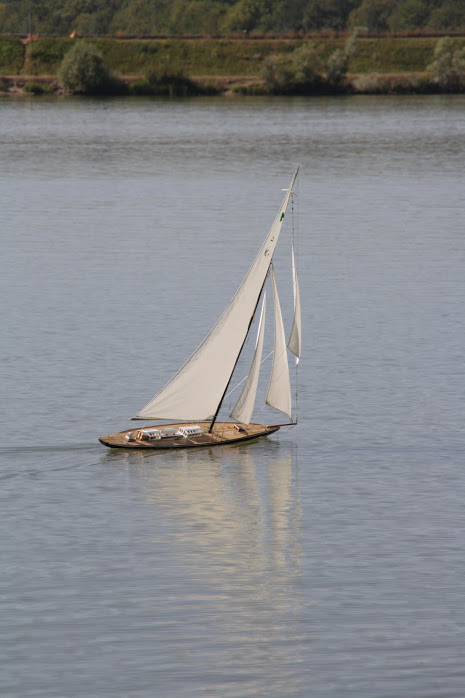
[[99, 168, 301, 450]]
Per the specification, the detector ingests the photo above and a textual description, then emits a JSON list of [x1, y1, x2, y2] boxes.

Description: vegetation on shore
[[58, 42, 120, 94], [1, 0, 465, 37], [1, 34, 465, 97]]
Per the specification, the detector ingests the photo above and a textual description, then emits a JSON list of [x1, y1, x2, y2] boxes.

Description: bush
[[352, 72, 433, 94], [129, 69, 206, 96], [261, 43, 327, 94], [261, 33, 358, 95], [291, 42, 325, 91], [326, 48, 348, 88], [58, 41, 123, 94], [261, 54, 294, 94], [23, 82, 53, 95], [427, 37, 465, 92], [233, 83, 267, 95]]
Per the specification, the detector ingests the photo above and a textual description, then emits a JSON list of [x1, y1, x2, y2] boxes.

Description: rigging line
[[290, 181, 301, 276], [292, 184, 300, 423], [291, 191, 295, 246], [293, 354, 299, 424], [224, 350, 274, 400], [267, 348, 290, 383], [254, 401, 267, 419]]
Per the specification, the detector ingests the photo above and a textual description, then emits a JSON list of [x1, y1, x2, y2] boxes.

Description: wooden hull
[[99, 421, 280, 450]]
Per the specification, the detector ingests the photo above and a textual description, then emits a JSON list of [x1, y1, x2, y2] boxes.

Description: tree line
[[1, 0, 465, 38]]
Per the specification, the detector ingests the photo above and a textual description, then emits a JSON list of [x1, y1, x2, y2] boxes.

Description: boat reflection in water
[[108, 440, 301, 608]]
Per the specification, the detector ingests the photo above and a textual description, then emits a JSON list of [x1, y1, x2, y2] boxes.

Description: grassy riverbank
[[1, 34, 465, 95]]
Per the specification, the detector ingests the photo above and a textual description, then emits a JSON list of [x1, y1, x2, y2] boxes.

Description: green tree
[[3, 0, 465, 37], [263, 0, 306, 33], [222, 0, 273, 33], [302, 0, 359, 32], [349, 0, 396, 34], [428, 0, 465, 32], [168, 0, 227, 34], [58, 41, 120, 93], [110, 0, 171, 35], [388, 0, 431, 32]]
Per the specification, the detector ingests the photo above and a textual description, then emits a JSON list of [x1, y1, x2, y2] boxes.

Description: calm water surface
[[1, 95, 464, 697]]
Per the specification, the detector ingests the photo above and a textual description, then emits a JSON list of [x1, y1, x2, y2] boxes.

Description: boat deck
[[99, 422, 280, 450]]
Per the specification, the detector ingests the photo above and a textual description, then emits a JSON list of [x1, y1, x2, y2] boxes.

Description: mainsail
[[230, 292, 267, 425], [265, 266, 292, 419], [134, 168, 299, 422]]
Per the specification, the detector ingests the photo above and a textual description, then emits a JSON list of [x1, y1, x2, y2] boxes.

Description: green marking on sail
[[280, 213, 285, 221]]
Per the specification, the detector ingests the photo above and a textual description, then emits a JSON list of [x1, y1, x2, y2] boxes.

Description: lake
[[1, 94, 464, 697]]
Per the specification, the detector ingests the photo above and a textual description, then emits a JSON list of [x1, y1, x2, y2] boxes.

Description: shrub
[[261, 42, 327, 94], [261, 54, 294, 94], [427, 37, 465, 92], [325, 31, 359, 90], [58, 41, 123, 94], [291, 42, 324, 91], [326, 48, 348, 88], [352, 73, 384, 93], [233, 83, 267, 95], [23, 82, 53, 95], [352, 72, 434, 94], [129, 69, 205, 96], [261, 33, 358, 95]]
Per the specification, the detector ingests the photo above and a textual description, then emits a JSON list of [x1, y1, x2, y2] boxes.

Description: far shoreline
[[1, 72, 461, 97]]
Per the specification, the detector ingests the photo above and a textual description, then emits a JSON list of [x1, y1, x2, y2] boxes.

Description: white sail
[[266, 266, 292, 419], [287, 244, 301, 363], [230, 291, 267, 424], [134, 169, 299, 421]]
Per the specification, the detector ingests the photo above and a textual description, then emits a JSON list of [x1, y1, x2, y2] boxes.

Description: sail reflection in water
[[128, 442, 301, 612]]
